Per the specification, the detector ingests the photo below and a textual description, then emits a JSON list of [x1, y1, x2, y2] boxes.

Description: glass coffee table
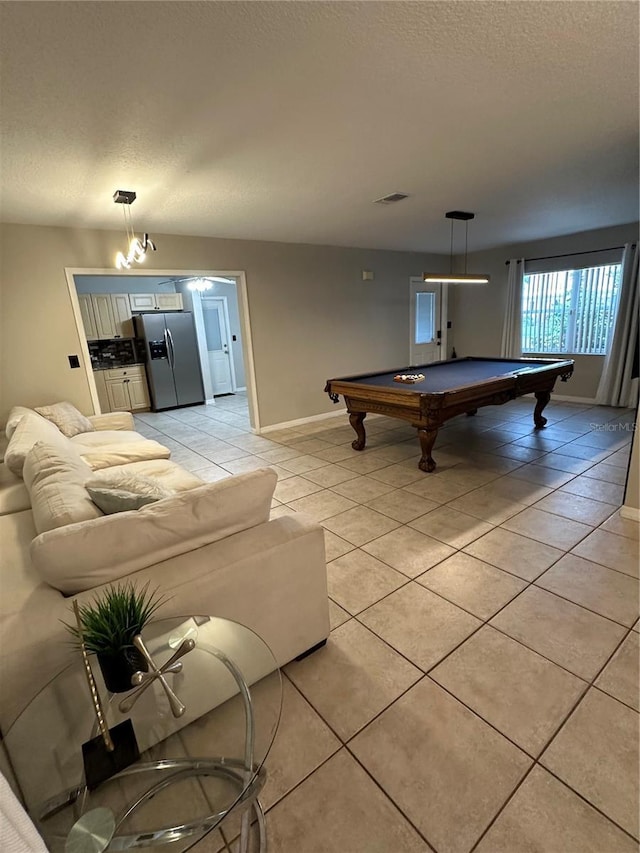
[[4, 615, 282, 852]]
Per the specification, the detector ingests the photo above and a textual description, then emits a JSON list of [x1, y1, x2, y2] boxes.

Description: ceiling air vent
[[374, 192, 409, 205]]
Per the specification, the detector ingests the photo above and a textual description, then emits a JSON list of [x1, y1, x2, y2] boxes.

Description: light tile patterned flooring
[[134, 394, 639, 853]]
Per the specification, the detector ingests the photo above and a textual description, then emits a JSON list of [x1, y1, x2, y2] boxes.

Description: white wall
[[0, 223, 446, 426], [448, 222, 639, 400]]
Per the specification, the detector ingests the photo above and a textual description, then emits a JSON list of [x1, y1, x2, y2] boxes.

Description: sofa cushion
[[4, 413, 73, 478], [30, 468, 278, 593], [103, 459, 204, 492], [71, 430, 151, 448], [86, 470, 174, 498], [34, 402, 94, 438], [87, 487, 161, 514], [87, 412, 135, 431], [4, 407, 35, 440], [23, 441, 102, 534], [78, 440, 171, 470], [0, 465, 30, 515]]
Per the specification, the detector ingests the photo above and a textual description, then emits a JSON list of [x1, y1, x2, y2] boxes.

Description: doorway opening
[[409, 276, 448, 365], [65, 268, 260, 430], [199, 296, 236, 396]]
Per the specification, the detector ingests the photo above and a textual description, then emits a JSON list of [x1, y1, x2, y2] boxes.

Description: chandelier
[[113, 190, 157, 270]]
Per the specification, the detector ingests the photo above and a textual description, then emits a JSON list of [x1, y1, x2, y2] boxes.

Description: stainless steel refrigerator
[[134, 312, 205, 411]]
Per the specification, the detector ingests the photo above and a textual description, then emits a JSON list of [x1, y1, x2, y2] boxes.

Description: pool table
[[324, 356, 575, 472]]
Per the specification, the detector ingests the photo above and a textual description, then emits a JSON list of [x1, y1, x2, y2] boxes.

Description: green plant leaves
[[64, 581, 166, 656]]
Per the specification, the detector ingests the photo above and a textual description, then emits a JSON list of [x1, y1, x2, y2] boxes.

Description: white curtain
[[500, 259, 524, 358], [595, 242, 639, 408]]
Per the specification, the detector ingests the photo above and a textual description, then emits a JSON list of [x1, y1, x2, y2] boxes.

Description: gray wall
[[75, 275, 177, 294], [448, 222, 639, 400], [0, 223, 446, 426]]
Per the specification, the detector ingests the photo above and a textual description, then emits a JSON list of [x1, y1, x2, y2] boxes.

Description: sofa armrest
[[88, 412, 135, 431]]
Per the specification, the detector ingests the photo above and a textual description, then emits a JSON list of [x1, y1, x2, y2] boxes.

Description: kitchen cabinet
[[155, 293, 183, 311], [129, 293, 183, 312], [110, 294, 134, 338], [92, 370, 110, 414], [78, 294, 134, 340], [92, 294, 117, 338], [129, 293, 157, 312], [127, 376, 150, 409], [99, 365, 150, 412], [78, 294, 98, 340]]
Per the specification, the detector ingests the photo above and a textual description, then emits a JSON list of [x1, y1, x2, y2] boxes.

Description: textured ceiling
[[0, 1, 638, 253]]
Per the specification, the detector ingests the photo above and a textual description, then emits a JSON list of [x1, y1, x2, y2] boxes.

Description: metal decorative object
[[118, 633, 195, 717], [73, 601, 113, 752]]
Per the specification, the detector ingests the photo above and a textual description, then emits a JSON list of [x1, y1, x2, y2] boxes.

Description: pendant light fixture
[[423, 211, 489, 285], [113, 190, 157, 270]]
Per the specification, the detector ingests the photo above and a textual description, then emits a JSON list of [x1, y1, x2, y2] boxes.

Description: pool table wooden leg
[[417, 427, 438, 472], [349, 411, 367, 450], [533, 390, 551, 429]]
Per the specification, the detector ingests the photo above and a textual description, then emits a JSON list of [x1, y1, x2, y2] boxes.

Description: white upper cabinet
[[129, 293, 183, 312], [110, 293, 134, 338], [155, 293, 183, 311], [82, 293, 135, 339], [129, 293, 157, 312], [78, 294, 98, 339], [92, 294, 117, 338]]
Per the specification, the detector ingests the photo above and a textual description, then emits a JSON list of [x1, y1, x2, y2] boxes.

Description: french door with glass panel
[[201, 297, 234, 395], [409, 278, 445, 365]]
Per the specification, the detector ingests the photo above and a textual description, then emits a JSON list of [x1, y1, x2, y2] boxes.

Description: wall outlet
[[68, 355, 80, 368]]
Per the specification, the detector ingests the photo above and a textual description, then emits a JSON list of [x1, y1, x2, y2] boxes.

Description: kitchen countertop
[[92, 363, 146, 372]]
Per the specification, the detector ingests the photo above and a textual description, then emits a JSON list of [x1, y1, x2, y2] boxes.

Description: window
[[522, 263, 622, 355], [415, 291, 436, 344]]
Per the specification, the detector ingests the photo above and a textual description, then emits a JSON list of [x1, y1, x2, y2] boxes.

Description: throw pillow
[[86, 470, 175, 499], [4, 412, 74, 478], [87, 487, 160, 514], [34, 402, 95, 438], [23, 439, 102, 533]]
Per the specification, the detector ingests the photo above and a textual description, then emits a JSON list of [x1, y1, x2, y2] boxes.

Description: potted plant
[[66, 581, 166, 693]]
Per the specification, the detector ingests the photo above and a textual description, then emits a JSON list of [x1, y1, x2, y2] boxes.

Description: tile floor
[[134, 393, 639, 853]]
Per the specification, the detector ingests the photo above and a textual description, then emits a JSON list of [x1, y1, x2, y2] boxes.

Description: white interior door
[[409, 278, 445, 365], [202, 298, 234, 395]]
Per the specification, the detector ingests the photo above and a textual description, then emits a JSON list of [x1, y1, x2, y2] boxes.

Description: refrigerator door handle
[[166, 328, 176, 369], [163, 328, 172, 368]]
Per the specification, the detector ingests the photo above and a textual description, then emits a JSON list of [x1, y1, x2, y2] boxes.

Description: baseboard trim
[[521, 393, 597, 405], [549, 394, 597, 404], [620, 506, 640, 522], [260, 407, 346, 434]]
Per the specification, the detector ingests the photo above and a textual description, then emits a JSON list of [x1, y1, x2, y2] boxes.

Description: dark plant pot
[[97, 647, 148, 693]]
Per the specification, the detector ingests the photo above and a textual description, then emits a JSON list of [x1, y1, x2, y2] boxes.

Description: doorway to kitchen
[[201, 296, 235, 396], [65, 268, 260, 430]]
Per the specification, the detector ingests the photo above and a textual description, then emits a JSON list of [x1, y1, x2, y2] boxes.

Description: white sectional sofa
[[0, 406, 329, 735]]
